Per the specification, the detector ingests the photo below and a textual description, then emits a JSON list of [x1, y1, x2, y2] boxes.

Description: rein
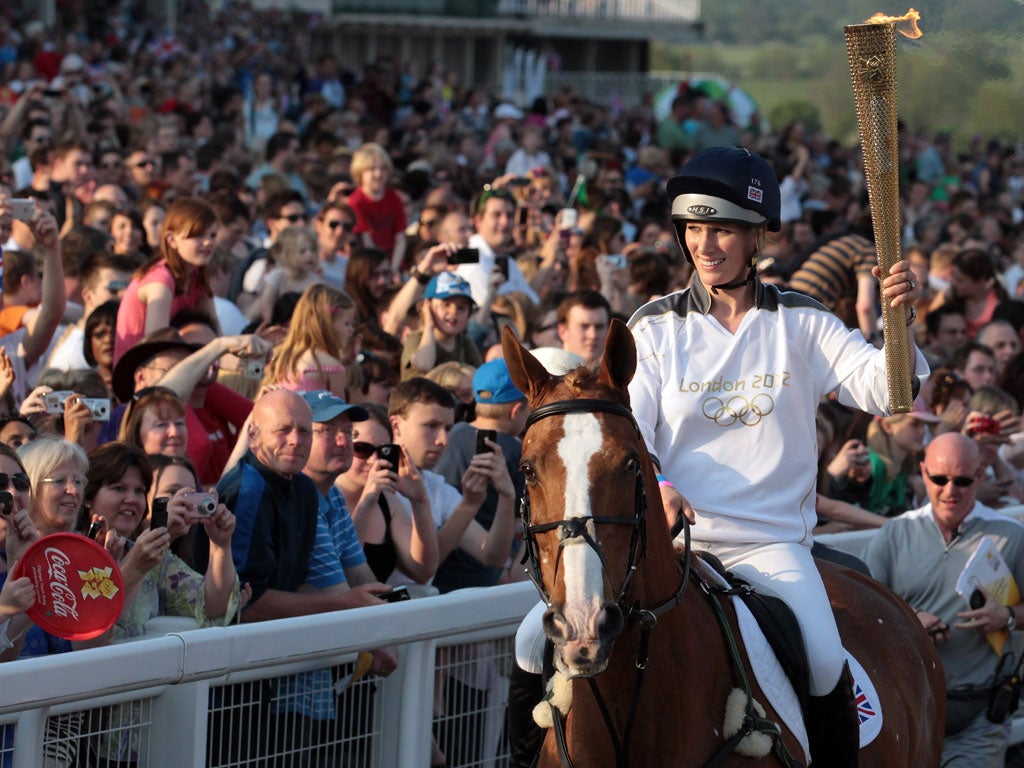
[[521, 398, 691, 768]]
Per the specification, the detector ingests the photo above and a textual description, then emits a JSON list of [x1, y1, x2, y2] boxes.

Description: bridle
[[519, 396, 693, 768], [520, 398, 651, 611]]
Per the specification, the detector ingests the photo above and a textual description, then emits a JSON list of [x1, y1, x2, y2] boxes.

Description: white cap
[[530, 347, 585, 375], [493, 103, 524, 121], [60, 53, 85, 73]]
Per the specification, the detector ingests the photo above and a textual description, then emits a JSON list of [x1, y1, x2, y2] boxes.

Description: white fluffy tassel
[[723, 688, 774, 758], [533, 671, 573, 728]]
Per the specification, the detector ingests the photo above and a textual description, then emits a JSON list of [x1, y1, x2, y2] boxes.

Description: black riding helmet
[[667, 147, 781, 292]]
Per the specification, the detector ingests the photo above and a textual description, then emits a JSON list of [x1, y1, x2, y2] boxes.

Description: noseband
[[520, 399, 649, 611]]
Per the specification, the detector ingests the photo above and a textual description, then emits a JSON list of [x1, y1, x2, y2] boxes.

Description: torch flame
[[865, 8, 923, 39]]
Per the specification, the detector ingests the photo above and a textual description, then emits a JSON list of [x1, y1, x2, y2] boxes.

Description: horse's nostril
[[599, 603, 624, 640], [543, 608, 569, 642], [578, 646, 590, 658]]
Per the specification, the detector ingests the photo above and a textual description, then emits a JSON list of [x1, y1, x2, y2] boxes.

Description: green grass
[[654, 37, 1024, 142]]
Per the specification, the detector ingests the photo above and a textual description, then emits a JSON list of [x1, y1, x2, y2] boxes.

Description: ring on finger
[[909, 280, 917, 290]]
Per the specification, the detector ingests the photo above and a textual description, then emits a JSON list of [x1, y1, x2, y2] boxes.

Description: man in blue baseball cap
[[298, 389, 379, 593], [263, 390, 397, 760]]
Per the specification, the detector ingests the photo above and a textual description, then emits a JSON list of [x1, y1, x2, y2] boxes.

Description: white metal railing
[[0, 583, 540, 768], [4, 508, 1024, 764], [496, 0, 700, 22]]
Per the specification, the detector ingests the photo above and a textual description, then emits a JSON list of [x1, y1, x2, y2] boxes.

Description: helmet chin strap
[[709, 266, 755, 294], [708, 230, 764, 295]]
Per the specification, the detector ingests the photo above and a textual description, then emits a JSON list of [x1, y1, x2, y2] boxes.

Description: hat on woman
[[667, 147, 781, 233]]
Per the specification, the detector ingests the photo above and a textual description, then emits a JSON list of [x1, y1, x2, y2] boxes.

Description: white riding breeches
[[515, 600, 548, 675], [702, 540, 844, 696], [514, 540, 844, 697]]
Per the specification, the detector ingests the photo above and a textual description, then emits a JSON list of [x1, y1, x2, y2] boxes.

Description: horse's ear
[[596, 319, 637, 394], [502, 325, 553, 403]]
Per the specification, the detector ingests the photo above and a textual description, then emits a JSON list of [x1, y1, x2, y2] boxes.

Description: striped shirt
[[305, 486, 368, 590], [788, 233, 876, 311], [277, 487, 368, 720]]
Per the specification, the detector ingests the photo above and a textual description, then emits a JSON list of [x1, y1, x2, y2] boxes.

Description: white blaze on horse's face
[[555, 412, 610, 673]]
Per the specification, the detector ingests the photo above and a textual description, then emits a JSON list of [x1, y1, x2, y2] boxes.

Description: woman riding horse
[[511, 146, 928, 767], [628, 146, 926, 766]]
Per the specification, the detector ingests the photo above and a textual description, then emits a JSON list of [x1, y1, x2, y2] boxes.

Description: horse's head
[[503, 320, 651, 678]]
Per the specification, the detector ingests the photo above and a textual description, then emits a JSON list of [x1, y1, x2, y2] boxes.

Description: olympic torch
[[844, 9, 922, 413]]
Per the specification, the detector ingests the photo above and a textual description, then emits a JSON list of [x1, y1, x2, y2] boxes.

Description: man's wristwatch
[[1006, 606, 1017, 632]]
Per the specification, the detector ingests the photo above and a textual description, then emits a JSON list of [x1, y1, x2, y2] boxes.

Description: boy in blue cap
[[401, 272, 482, 380], [433, 358, 528, 593]]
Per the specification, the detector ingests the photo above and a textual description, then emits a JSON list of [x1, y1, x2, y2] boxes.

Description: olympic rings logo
[[701, 394, 775, 427]]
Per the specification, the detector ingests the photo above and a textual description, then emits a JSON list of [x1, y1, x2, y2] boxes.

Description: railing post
[[147, 679, 210, 768], [11, 709, 44, 768], [384, 639, 437, 768]]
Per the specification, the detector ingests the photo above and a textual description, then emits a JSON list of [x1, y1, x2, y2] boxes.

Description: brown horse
[[502, 320, 945, 768]]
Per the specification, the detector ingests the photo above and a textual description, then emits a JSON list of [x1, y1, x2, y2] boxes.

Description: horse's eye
[[625, 457, 639, 473], [521, 462, 537, 483]]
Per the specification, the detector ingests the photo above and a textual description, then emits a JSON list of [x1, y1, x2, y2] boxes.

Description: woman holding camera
[[334, 403, 437, 584], [79, 444, 238, 763], [81, 442, 239, 641]]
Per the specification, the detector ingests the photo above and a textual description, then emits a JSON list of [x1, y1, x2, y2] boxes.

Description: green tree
[[749, 44, 801, 80]]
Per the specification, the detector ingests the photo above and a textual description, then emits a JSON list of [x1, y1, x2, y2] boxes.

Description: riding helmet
[[667, 147, 781, 233]]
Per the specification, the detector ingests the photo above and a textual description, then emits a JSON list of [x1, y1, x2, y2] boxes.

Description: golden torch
[[844, 9, 922, 413]]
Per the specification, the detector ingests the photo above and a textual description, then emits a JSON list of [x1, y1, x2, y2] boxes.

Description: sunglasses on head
[[475, 184, 514, 215], [352, 442, 378, 460], [925, 472, 975, 488], [0, 472, 31, 492]]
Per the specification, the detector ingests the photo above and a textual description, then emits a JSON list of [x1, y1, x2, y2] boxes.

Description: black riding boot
[[807, 662, 859, 767], [507, 662, 545, 768]]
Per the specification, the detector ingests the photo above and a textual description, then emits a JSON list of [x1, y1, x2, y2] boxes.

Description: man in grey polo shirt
[[863, 432, 1024, 766]]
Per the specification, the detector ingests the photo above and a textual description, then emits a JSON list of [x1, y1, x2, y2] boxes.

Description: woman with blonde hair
[[262, 284, 357, 394], [833, 412, 936, 517], [964, 385, 1024, 507]]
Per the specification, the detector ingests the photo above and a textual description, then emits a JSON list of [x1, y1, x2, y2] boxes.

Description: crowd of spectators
[[1, 1, 1024, 763]]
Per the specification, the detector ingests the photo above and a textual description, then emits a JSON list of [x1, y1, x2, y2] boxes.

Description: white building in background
[[252, 0, 703, 108]]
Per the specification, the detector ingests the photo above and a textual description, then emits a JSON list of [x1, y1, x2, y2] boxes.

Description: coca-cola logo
[[44, 547, 80, 620]]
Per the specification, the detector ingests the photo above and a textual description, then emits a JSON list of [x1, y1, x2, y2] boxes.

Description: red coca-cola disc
[[11, 533, 125, 641]]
